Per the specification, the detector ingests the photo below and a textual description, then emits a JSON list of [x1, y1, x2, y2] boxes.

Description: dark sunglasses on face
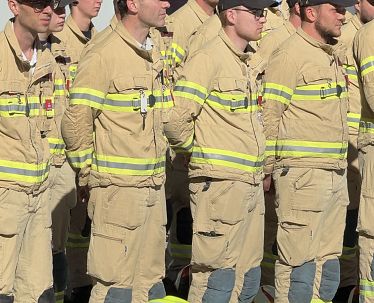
[[231, 8, 268, 20], [17, 0, 59, 12]]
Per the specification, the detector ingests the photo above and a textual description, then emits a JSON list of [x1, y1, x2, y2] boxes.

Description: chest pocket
[[300, 68, 345, 100], [0, 81, 28, 117], [210, 77, 251, 112], [107, 76, 153, 112]]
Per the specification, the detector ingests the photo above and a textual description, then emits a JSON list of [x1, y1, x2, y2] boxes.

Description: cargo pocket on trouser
[[357, 192, 374, 237], [88, 186, 147, 284]]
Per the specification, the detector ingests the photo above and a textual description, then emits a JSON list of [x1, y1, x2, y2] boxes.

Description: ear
[[354, 1, 360, 12], [294, 3, 301, 15], [225, 8, 237, 25], [305, 5, 318, 22], [8, 0, 20, 16], [127, 0, 138, 13]]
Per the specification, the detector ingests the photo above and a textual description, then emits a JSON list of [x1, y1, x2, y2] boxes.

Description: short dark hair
[[117, 0, 128, 18]]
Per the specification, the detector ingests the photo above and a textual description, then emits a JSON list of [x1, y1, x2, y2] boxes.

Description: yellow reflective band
[[0, 159, 49, 183], [261, 252, 279, 269], [173, 80, 208, 105], [361, 56, 374, 77], [48, 138, 66, 155], [360, 118, 374, 134], [70, 87, 106, 109], [191, 146, 264, 173], [55, 290, 64, 303], [149, 296, 189, 303], [169, 243, 192, 259], [68, 64, 78, 83], [207, 92, 259, 112], [265, 140, 276, 157], [347, 112, 361, 129], [170, 42, 186, 64], [92, 154, 166, 176], [292, 82, 348, 101], [174, 134, 194, 154], [54, 79, 65, 96], [360, 279, 374, 297], [339, 245, 357, 260], [343, 64, 358, 81], [311, 299, 332, 303], [0, 96, 54, 117], [263, 83, 293, 105], [66, 232, 90, 248], [66, 148, 93, 169], [275, 140, 348, 159]]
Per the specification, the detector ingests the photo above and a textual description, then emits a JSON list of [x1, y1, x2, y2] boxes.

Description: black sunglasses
[[17, 0, 59, 12]]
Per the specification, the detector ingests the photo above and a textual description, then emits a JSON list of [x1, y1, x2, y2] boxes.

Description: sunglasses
[[17, 0, 59, 12], [231, 8, 268, 20]]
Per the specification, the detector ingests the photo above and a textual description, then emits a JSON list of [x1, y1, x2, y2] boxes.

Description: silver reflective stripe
[[174, 85, 206, 100], [346, 69, 357, 76], [263, 87, 292, 99], [360, 284, 374, 293], [54, 84, 65, 90], [105, 94, 172, 108], [192, 151, 263, 167], [70, 92, 105, 106], [277, 145, 347, 154], [348, 116, 360, 123], [362, 61, 374, 72], [360, 121, 374, 129], [294, 87, 346, 96], [207, 94, 256, 108], [49, 143, 65, 150], [94, 159, 166, 171], [69, 153, 92, 164], [0, 165, 47, 176]]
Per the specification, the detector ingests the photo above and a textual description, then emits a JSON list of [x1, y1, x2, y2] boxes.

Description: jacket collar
[[297, 27, 337, 56], [188, 0, 211, 23], [65, 15, 96, 43], [351, 13, 363, 31], [219, 29, 251, 62]]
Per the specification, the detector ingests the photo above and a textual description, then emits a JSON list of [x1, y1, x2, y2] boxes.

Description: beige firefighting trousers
[[0, 188, 53, 302], [87, 185, 167, 303], [188, 178, 264, 303], [273, 167, 348, 303], [358, 145, 374, 302]]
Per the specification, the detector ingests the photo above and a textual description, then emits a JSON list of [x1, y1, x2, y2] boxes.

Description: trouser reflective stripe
[[168, 243, 192, 259], [261, 252, 279, 268], [339, 246, 357, 261], [66, 233, 90, 248], [360, 280, 374, 297], [55, 290, 64, 303]]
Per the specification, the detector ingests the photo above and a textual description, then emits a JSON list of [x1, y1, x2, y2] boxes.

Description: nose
[[44, 4, 53, 14], [163, 0, 171, 9]]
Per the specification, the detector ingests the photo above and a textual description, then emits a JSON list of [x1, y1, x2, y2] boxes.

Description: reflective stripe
[[54, 79, 65, 96], [173, 80, 208, 105], [55, 290, 64, 303], [343, 64, 358, 81], [66, 232, 90, 248], [48, 138, 65, 155], [207, 92, 259, 112], [360, 118, 374, 134], [170, 42, 185, 64], [168, 243, 192, 259], [191, 146, 264, 173], [68, 64, 78, 83], [265, 140, 276, 157], [292, 82, 348, 101], [347, 112, 361, 129], [263, 83, 293, 105], [92, 154, 166, 176], [360, 279, 374, 297], [174, 134, 194, 154], [0, 159, 49, 183], [261, 252, 279, 269], [70, 88, 173, 111], [149, 296, 189, 303], [0, 96, 54, 117], [310, 299, 332, 303], [275, 140, 348, 159], [66, 148, 93, 169], [339, 245, 357, 261], [361, 56, 374, 77]]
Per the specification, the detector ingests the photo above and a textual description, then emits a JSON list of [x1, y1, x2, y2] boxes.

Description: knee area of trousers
[[53, 252, 68, 291], [148, 282, 166, 300], [104, 287, 132, 303], [0, 295, 14, 303], [38, 288, 55, 303], [288, 261, 316, 303], [319, 259, 340, 301], [238, 266, 261, 303], [202, 268, 235, 303]]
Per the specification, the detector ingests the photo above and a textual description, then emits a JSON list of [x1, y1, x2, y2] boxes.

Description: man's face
[[314, 4, 346, 40], [10, 0, 53, 33], [75, 0, 102, 19], [232, 6, 267, 42], [358, 0, 374, 23], [49, 6, 66, 32], [137, 0, 170, 28]]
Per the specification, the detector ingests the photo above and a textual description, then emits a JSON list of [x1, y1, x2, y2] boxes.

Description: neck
[[122, 16, 149, 45], [38, 31, 51, 42], [13, 19, 37, 60], [289, 13, 301, 29], [224, 26, 248, 52], [301, 21, 326, 43], [195, 0, 216, 16], [72, 10, 92, 31]]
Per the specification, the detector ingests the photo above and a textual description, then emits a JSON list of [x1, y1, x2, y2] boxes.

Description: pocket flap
[[302, 68, 334, 84], [111, 76, 148, 93], [217, 77, 246, 92]]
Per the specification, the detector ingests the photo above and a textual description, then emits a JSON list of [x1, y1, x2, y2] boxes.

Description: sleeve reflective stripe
[[70, 88, 106, 109], [0, 96, 54, 117], [310, 300, 332, 303], [347, 112, 361, 129], [274, 140, 348, 159], [48, 138, 66, 155], [265, 140, 276, 157], [70, 88, 173, 111], [191, 146, 264, 173], [0, 159, 49, 183], [170, 42, 186, 64], [361, 56, 374, 77], [66, 232, 90, 248], [263, 83, 293, 105], [343, 64, 358, 81], [339, 245, 357, 261], [66, 148, 93, 168], [92, 154, 166, 176], [292, 82, 348, 101], [173, 80, 208, 105], [360, 118, 374, 134], [68, 64, 78, 82], [168, 243, 192, 259], [360, 279, 374, 298], [54, 79, 65, 96], [174, 134, 194, 154], [207, 92, 259, 112]]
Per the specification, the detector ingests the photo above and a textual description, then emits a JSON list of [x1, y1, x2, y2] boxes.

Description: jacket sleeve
[[262, 50, 298, 174], [164, 52, 216, 154], [62, 52, 108, 185], [353, 27, 374, 112]]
